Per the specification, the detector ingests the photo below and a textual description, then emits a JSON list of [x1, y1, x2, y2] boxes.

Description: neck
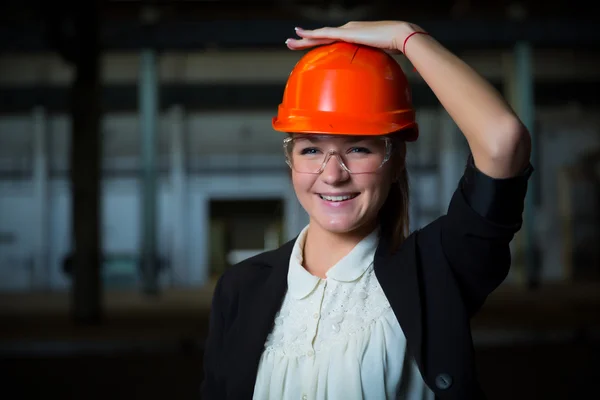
[[302, 221, 377, 279]]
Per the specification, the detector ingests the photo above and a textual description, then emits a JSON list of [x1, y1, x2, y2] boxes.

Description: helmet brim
[[272, 117, 418, 141]]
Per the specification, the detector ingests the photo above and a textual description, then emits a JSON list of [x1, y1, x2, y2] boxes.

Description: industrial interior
[[0, 1, 598, 399]]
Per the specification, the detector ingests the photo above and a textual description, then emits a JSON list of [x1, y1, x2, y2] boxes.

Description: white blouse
[[253, 225, 435, 400]]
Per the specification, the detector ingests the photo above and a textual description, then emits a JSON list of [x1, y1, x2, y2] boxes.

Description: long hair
[[378, 131, 411, 253]]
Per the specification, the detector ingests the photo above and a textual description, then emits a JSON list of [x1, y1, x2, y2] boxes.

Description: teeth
[[320, 194, 356, 202]]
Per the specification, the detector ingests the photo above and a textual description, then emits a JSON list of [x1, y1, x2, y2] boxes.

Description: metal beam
[[168, 105, 188, 286], [31, 106, 50, 290], [139, 49, 159, 295], [1, 18, 599, 53], [1, 81, 599, 114]]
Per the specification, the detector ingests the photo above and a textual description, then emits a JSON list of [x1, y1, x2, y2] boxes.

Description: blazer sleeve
[[200, 274, 227, 399], [440, 154, 534, 315]]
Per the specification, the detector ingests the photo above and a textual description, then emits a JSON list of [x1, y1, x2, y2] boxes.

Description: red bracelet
[[402, 31, 430, 55]]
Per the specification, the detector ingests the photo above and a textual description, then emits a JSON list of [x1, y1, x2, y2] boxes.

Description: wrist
[[393, 22, 423, 51]]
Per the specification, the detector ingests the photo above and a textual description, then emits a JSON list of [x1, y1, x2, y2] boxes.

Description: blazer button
[[435, 373, 453, 390]]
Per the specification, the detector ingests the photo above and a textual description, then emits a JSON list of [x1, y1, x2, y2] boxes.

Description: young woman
[[201, 21, 533, 400]]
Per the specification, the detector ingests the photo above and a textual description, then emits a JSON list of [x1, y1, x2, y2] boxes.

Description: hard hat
[[272, 41, 418, 141]]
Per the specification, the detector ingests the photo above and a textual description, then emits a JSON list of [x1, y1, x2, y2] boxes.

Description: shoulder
[[216, 237, 296, 297]]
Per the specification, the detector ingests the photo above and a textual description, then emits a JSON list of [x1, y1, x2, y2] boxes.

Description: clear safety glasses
[[283, 136, 392, 174]]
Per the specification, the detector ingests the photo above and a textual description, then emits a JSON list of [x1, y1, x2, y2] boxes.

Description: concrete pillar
[[505, 41, 540, 287], [438, 109, 466, 214], [193, 194, 209, 286], [169, 105, 187, 286], [32, 106, 49, 290], [139, 49, 159, 294]]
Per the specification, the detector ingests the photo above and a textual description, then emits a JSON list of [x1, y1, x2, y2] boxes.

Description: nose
[[320, 152, 350, 185]]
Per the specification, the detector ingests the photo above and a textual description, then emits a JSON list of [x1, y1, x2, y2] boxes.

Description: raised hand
[[285, 21, 421, 53]]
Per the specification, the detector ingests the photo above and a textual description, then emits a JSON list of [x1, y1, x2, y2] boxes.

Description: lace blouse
[[253, 225, 435, 400]]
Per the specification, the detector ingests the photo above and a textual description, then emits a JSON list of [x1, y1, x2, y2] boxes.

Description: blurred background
[[0, 1, 598, 399]]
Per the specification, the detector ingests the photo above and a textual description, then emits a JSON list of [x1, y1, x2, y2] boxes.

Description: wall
[[536, 107, 600, 280], [0, 107, 598, 291], [0, 110, 310, 292]]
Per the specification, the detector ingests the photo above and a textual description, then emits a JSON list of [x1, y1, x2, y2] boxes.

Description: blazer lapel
[[226, 239, 295, 399], [374, 232, 424, 371]]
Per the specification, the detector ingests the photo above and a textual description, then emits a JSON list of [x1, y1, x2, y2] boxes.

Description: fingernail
[[295, 27, 301, 31], [285, 39, 290, 44]]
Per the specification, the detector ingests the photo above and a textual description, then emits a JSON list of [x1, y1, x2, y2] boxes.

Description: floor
[[1, 283, 599, 399], [1, 340, 598, 399]]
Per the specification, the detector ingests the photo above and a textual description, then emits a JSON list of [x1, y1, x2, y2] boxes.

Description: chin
[[312, 216, 368, 235]]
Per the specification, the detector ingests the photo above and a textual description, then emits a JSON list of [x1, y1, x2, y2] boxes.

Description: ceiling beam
[[0, 81, 598, 114], [1, 18, 599, 53]]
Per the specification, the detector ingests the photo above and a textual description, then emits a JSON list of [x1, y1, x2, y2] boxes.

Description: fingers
[[287, 26, 346, 50], [294, 27, 341, 39], [285, 37, 335, 50]]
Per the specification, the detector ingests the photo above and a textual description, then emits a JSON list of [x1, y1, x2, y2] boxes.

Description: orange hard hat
[[272, 41, 418, 141]]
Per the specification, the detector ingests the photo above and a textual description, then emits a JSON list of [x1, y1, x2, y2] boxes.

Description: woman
[[201, 21, 533, 400]]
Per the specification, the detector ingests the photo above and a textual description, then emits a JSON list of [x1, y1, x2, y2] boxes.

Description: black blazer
[[201, 156, 533, 400]]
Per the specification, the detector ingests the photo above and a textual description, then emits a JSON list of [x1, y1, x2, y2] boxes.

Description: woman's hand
[[285, 21, 421, 53]]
